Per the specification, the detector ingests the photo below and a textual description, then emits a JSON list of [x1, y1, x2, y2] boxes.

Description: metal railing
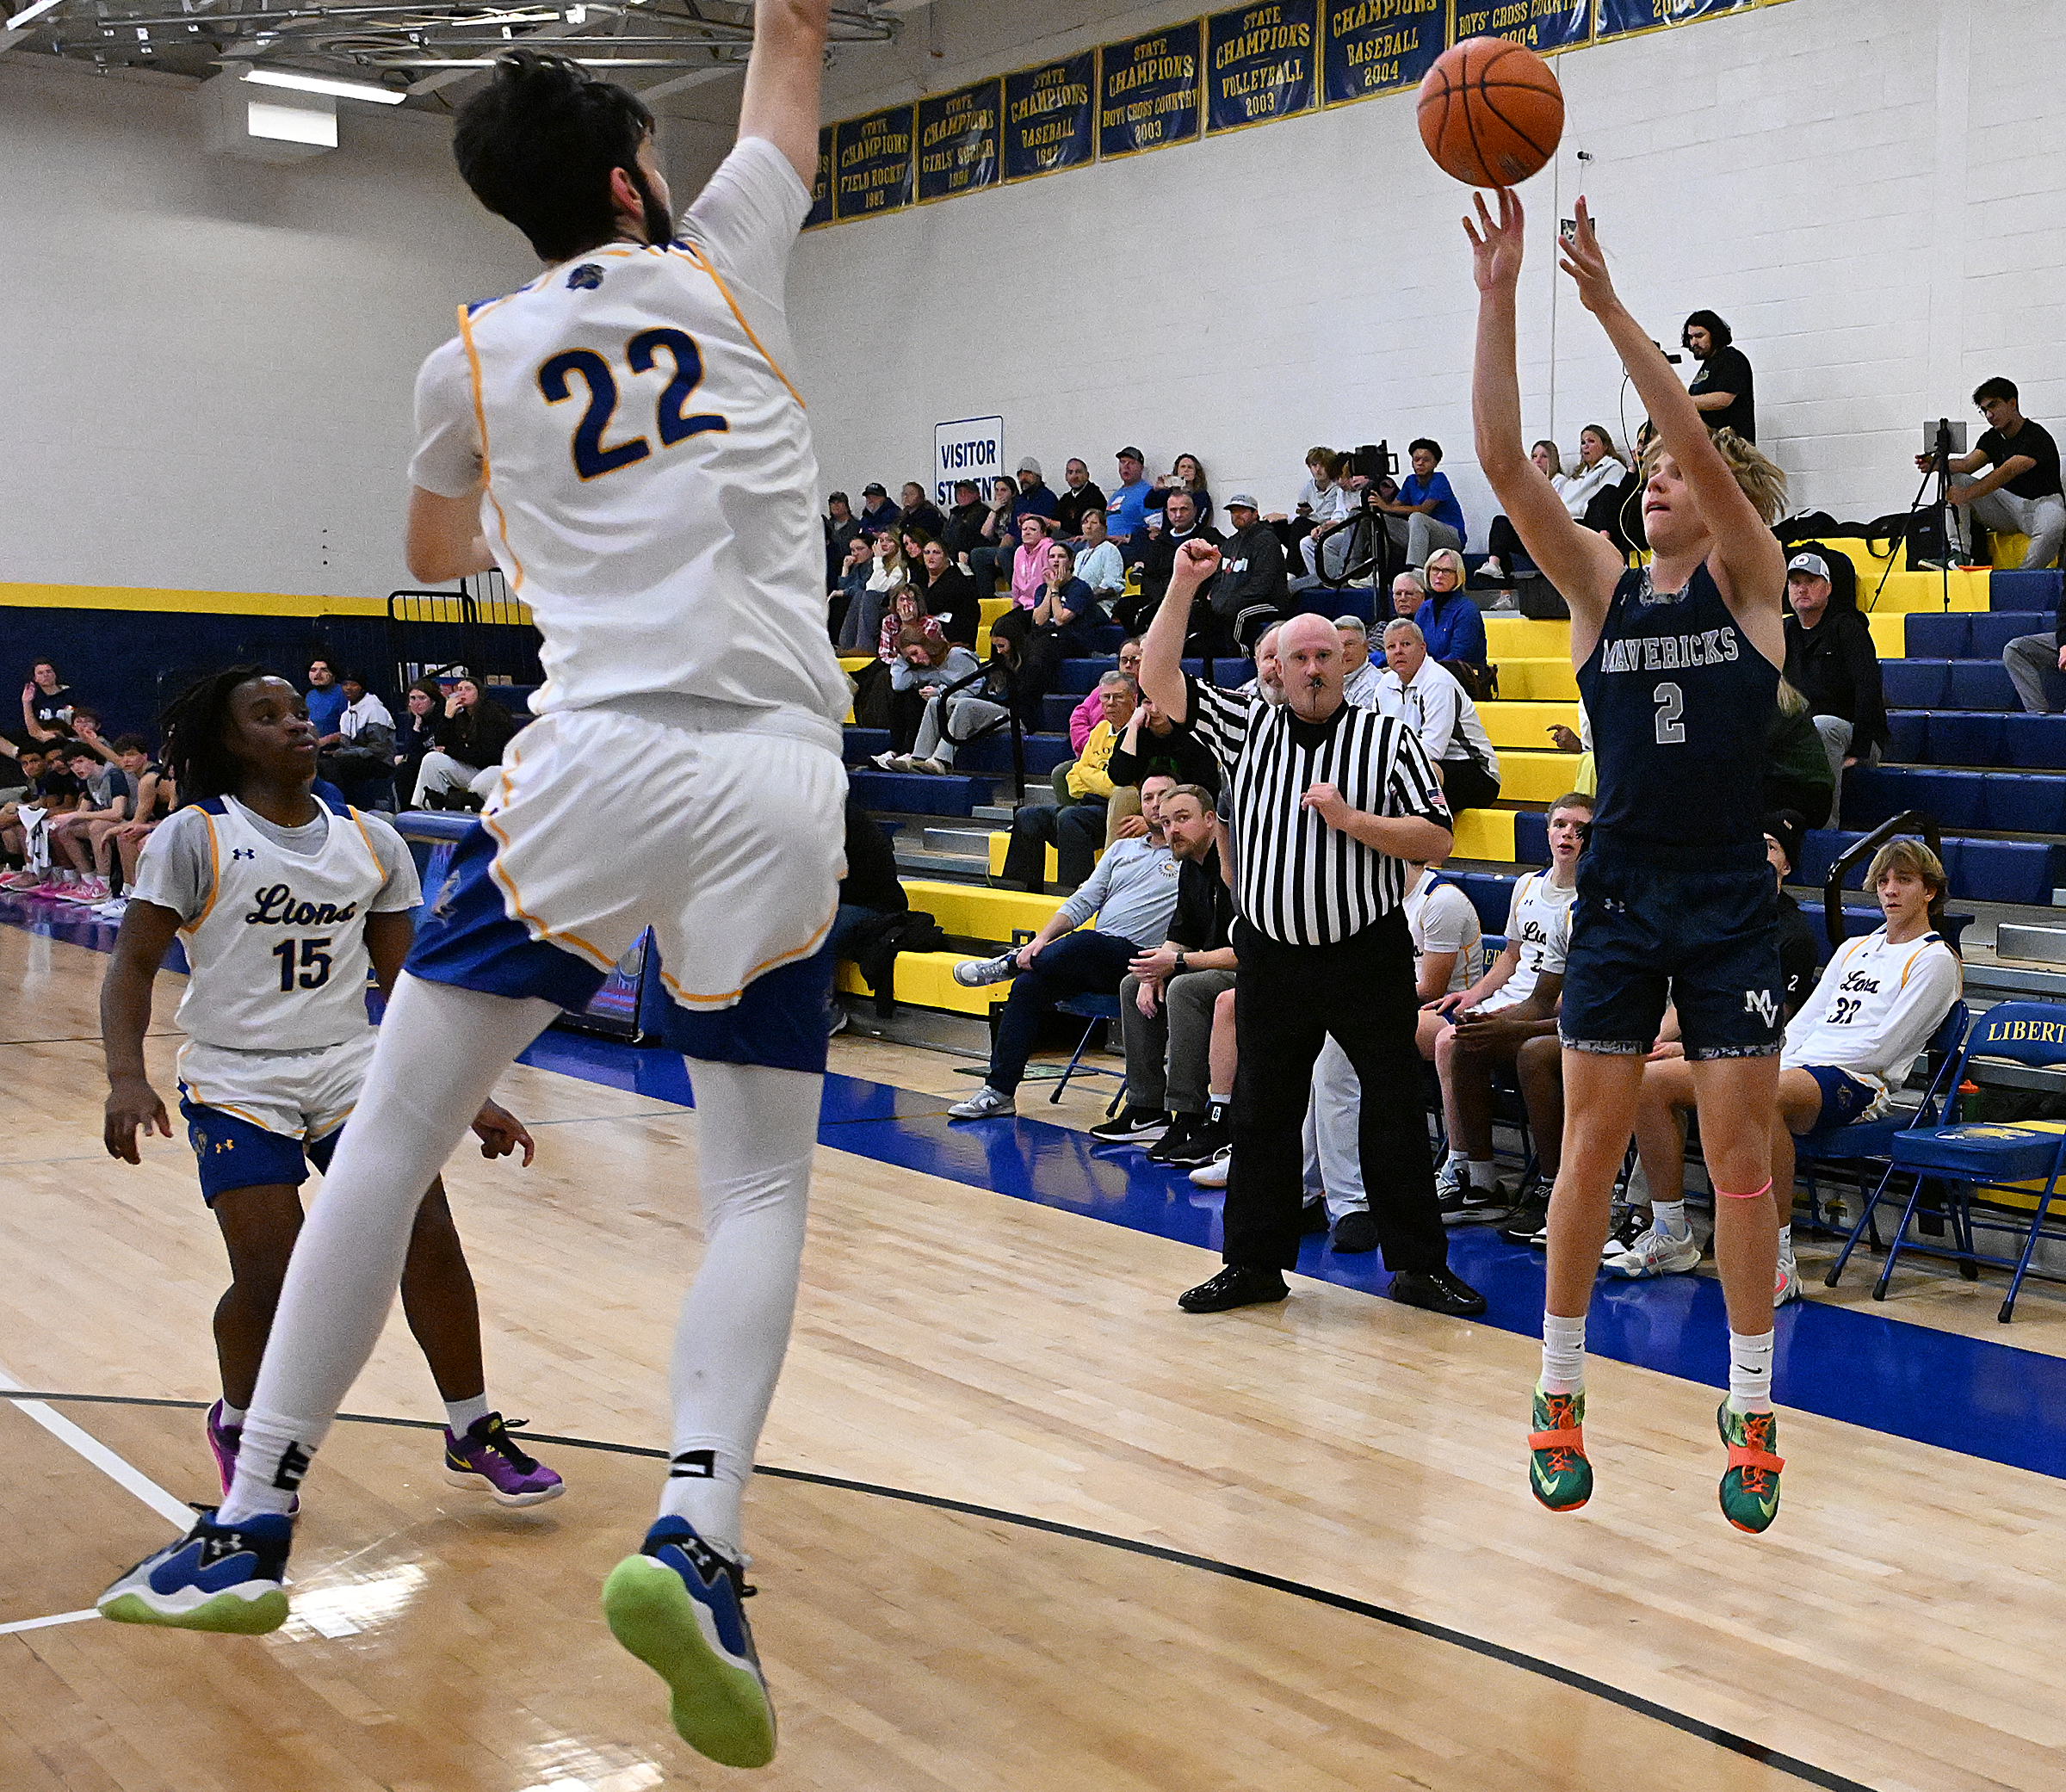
[[1822, 809, 1941, 949]]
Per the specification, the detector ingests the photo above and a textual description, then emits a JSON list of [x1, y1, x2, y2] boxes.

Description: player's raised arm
[[1467, 189, 1624, 640], [1556, 196, 1785, 617], [737, 0, 831, 188]]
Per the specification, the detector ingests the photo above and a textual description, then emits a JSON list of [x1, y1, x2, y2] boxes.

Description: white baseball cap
[[1786, 551, 1831, 582]]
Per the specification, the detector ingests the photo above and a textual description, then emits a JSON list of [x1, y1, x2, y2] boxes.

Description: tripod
[[1874, 417, 1957, 613]]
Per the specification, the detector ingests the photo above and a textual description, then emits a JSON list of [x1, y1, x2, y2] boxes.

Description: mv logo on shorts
[[1743, 989, 1780, 1028]]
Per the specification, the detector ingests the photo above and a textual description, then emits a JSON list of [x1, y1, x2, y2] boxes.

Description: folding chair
[[1800, 1000, 1966, 1234], [1827, 1001, 2066, 1320], [1051, 993, 1127, 1115]]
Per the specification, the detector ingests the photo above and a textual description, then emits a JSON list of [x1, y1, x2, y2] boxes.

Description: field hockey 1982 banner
[[834, 107, 914, 221], [918, 80, 1001, 203], [1323, 0, 1446, 105], [1452, 0, 1591, 53], [1098, 21, 1204, 159], [1003, 53, 1097, 182], [1207, 1, 1318, 133]]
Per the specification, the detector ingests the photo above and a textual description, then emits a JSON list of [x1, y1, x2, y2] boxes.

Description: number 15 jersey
[[409, 136, 848, 738]]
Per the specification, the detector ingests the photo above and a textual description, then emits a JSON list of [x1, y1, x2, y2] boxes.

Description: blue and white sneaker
[[602, 1517, 775, 1770], [96, 1506, 293, 1634]]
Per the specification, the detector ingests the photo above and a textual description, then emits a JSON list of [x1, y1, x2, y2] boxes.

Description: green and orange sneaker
[[1717, 1401, 1785, 1533], [1528, 1387, 1593, 1512]]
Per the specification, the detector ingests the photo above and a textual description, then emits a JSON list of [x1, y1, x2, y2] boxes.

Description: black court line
[[15, 1390, 1874, 1792]]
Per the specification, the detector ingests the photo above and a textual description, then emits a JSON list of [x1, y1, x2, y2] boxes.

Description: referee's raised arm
[[1140, 537, 1221, 726]]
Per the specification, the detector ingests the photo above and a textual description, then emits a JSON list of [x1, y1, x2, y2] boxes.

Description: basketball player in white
[[102, 9, 844, 1770]]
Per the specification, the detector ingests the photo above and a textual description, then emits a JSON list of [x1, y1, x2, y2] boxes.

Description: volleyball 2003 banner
[[804, 0, 1783, 227]]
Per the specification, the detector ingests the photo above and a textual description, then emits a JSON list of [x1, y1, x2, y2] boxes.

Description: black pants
[[887, 684, 926, 755], [1002, 798, 1107, 890], [987, 930, 1138, 1094], [1438, 755, 1500, 817], [1224, 913, 1449, 1273]]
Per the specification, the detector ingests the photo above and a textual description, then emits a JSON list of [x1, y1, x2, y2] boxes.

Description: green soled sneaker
[[603, 1517, 776, 1770], [1717, 1402, 1785, 1534], [1528, 1387, 1593, 1512]]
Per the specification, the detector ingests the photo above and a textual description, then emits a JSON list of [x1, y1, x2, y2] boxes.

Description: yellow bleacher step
[[1494, 658, 1580, 701], [1867, 569, 1989, 613], [1480, 700, 1580, 750], [988, 834, 1059, 882], [904, 879, 1061, 940], [1497, 752, 1583, 803], [837, 952, 1011, 1015], [1451, 808, 1515, 862], [1483, 616, 1572, 658], [979, 596, 1014, 623]]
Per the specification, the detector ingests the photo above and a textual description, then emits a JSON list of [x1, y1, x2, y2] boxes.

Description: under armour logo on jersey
[[232, 848, 257, 860], [566, 263, 605, 290], [670, 1449, 716, 1480], [1743, 989, 1779, 1027], [273, 1442, 312, 1492], [430, 871, 461, 921]]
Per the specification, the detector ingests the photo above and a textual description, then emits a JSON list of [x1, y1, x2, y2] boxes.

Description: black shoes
[[1389, 1267, 1488, 1317], [1151, 1107, 1230, 1166], [1178, 1264, 1290, 1313], [1330, 1209, 1380, 1254], [1090, 1105, 1168, 1145], [1299, 1198, 1330, 1235]]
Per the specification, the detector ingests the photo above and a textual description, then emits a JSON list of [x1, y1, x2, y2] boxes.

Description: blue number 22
[[538, 329, 728, 481]]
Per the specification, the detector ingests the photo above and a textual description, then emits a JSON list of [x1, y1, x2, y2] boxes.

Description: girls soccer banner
[[1322, 0, 1446, 105], [1597, 0, 1761, 39], [1098, 20, 1205, 160], [834, 106, 915, 222], [1453, 0, 1591, 53], [803, 126, 834, 229], [1206, 1, 1319, 134], [917, 80, 1002, 204], [1002, 52, 1097, 182]]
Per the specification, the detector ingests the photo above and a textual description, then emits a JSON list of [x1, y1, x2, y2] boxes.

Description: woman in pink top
[[1007, 512, 1051, 609]]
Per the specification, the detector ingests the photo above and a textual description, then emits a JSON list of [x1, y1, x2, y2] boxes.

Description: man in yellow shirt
[[1001, 672, 1135, 891]]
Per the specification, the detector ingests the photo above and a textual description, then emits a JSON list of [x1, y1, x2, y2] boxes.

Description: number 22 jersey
[[408, 135, 849, 740]]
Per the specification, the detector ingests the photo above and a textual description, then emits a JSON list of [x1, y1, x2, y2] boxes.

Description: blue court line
[[16, 895, 2065, 1482]]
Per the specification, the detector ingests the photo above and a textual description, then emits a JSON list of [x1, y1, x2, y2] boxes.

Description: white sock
[[1651, 1198, 1689, 1240], [218, 1400, 247, 1430], [1728, 1329, 1775, 1414], [1777, 1225, 1797, 1272], [443, 1393, 492, 1437], [1208, 1091, 1230, 1107], [1466, 1158, 1498, 1190], [1541, 1313, 1587, 1396], [220, 976, 559, 1523], [656, 1059, 820, 1563]]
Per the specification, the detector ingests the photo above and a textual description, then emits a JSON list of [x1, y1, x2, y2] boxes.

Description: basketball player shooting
[[1466, 190, 1792, 1532], [98, 3, 848, 1770]]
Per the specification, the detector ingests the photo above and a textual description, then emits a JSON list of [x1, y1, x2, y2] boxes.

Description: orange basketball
[[1416, 36, 1563, 188]]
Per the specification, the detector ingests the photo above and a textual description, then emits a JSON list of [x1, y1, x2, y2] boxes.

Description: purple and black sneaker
[[206, 1399, 299, 1516], [443, 1412, 565, 1507]]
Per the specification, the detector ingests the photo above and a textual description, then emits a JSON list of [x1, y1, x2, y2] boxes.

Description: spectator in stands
[[0, 737, 26, 804], [1782, 550, 1887, 825], [1069, 636, 1143, 754], [1429, 794, 1586, 1222], [968, 475, 1020, 591], [1147, 453, 1214, 532], [1234, 623, 1284, 704], [0, 745, 83, 891], [1760, 810, 1827, 1021], [2003, 581, 2066, 714], [838, 530, 910, 652], [67, 710, 122, 767], [1000, 670, 1136, 891], [876, 627, 977, 767], [1414, 547, 1488, 670], [20, 660, 75, 741], [825, 491, 861, 589], [319, 671, 399, 808], [1030, 540, 1098, 649], [1005, 510, 1055, 610], [1073, 509, 1126, 615], [1373, 438, 1467, 565], [412, 676, 514, 810], [857, 481, 900, 536], [1389, 569, 1426, 623], [1207, 495, 1290, 656], [826, 795, 910, 1032], [907, 538, 979, 649], [898, 523, 936, 577], [1480, 441, 1563, 584], [45, 743, 124, 900], [1011, 457, 1060, 529], [1337, 616, 1383, 709], [876, 587, 943, 669], [1055, 458, 1108, 538], [0, 745, 49, 881], [1295, 446, 1352, 526], [898, 481, 945, 540], [939, 478, 988, 561], [1764, 680, 1835, 828], [1097, 784, 1238, 1158], [1684, 310, 1755, 442], [1124, 489, 1219, 632], [1927, 376, 2065, 571], [1106, 687, 1221, 844], [303, 658, 348, 738], [894, 642, 1008, 776], [393, 679, 442, 797], [829, 533, 875, 643], [1379, 621, 1502, 819], [1621, 838, 1959, 1301], [1108, 446, 1154, 541], [947, 774, 1184, 1121]]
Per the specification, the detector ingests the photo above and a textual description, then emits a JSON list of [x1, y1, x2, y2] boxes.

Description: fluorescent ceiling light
[[6, 0, 64, 30], [242, 66, 405, 104]]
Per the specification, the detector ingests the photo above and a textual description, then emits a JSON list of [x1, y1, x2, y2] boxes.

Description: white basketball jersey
[[173, 796, 386, 1051], [456, 238, 847, 732], [1482, 870, 1575, 1013]]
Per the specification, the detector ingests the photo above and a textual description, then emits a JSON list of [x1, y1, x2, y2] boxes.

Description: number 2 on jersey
[[272, 936, 334, 993], [1653, 681, 1686, 745], [539, 329, 728, 481]]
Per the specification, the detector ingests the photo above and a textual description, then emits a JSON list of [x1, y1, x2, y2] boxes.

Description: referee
[[1141, 540, 1487, 1318]]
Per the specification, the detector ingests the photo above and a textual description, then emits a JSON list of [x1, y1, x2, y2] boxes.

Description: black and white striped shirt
[[1189, 678, 1451, 946]]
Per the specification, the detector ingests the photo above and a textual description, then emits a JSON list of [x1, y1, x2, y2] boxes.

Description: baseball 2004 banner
[[1098, 21, 1205, 160], [1206, 1, 1318, 134], [1323, 0, 1447, 105]]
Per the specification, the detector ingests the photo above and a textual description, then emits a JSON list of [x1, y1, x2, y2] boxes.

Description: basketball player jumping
[[93, 668, 562, 1554], [1467, 191, 1793, 1531], [100, 6, 847, 1770]]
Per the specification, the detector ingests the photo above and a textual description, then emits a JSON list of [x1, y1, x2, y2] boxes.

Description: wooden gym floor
[[2, 918, 2064, 1790]]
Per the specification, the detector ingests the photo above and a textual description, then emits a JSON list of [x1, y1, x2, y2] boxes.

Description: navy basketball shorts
[[1558, 850, 1784, 1061], [175, 1033, 372, 1203]]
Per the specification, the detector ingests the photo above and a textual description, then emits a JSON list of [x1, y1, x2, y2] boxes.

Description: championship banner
[[803, 126, 834, 229], [1206, 1, 1319, 134], [1003, 52, 1097, 182], [833, 106, 914, 222], [1098, 20, 1204, 160], [1596, 0, 1761, 40], [934, 416, 1005, 510], [1453, 0, 1591, 53], [1321, 0, 1446, 106], [917, 79, 1002, 204]]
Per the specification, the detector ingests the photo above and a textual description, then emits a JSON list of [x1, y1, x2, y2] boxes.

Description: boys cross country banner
[[833, 106, 914, 222], [1322, 0, 1446, 105], [803, 126, 834, 230], [1003, 52, 1097, 182], [934, 417, 1005, 510], [1098, 21, 1204, 160], [1453, 0, 1591, 53], [1597, 0, 1764, 40], [1206, 1, 1319, 134], [917, 79, 1002, 203]]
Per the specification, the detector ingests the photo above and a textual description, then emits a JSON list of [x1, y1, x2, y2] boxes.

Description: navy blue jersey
[[1576, 561, 1778, 866]]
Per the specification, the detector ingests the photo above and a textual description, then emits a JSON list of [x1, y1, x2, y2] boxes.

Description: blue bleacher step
[[844, 722, 1073, 777], [1904, 611, 2050, 658], [1842, 765, 2066, 836], [1799, 827, 2058, 908], [1990, 568, 2063, 611], [1057, 656, 1250, 695], [1881, 658, 2019, 711], [845, 767, 993, 819], [1886, 711, 2066, 771]]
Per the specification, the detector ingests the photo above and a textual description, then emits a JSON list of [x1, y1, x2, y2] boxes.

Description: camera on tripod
[[1350, 441, 1398, 484]]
